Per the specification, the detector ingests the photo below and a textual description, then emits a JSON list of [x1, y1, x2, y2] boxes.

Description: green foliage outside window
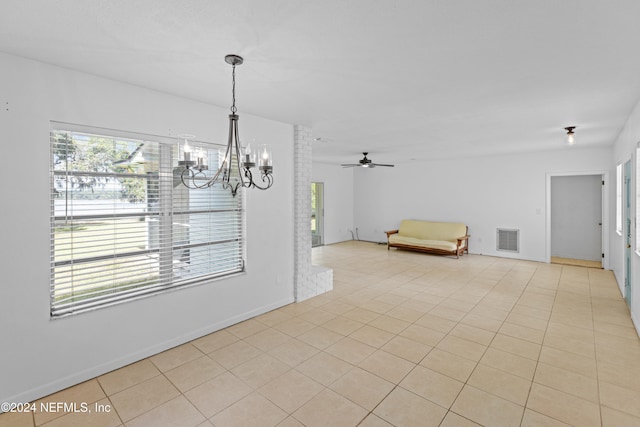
[[53, 132, 147, 203]]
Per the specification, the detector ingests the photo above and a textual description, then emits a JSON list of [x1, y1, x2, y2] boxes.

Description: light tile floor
[[3, 241, 640, 426]]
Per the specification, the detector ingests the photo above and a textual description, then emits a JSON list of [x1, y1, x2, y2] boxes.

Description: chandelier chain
[[231, 64, 237, 114]]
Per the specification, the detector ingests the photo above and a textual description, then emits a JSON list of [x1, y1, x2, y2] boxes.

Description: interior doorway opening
[[549, 173, 605, 269], [311, 182, 324, 247]]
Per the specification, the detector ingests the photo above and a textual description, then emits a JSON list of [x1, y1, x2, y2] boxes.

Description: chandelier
[[178, 54, 273, 196]]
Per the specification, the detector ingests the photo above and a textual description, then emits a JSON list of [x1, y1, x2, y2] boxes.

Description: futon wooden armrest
[[456, 234, 470, 256], [385, 230, 399, 237]]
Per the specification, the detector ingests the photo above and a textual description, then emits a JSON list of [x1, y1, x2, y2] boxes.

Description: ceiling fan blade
[[341, 153, 393, 168]]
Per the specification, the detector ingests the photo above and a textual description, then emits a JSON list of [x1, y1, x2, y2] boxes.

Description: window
[[617, 163, 623, 235], [50, 126, 244, 317]]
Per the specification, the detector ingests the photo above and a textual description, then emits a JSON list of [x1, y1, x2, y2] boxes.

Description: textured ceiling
[[2, 0, 640, 165]]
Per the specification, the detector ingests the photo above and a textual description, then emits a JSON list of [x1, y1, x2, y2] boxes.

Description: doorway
[[624, 160, 632, 307], [549, 174, 604, 268], [311, 182, 324, 247]]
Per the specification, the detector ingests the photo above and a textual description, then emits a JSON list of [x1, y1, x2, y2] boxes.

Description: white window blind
[[50, 128, 244, 317]]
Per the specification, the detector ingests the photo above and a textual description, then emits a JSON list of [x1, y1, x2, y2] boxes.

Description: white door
[[550, 175, 602, 261]]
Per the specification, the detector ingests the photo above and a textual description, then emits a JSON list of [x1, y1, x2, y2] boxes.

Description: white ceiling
[[2, 0, 640, 165]]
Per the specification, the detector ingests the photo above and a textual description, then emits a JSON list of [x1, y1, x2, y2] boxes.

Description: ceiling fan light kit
[[341, 152, 394, 168]]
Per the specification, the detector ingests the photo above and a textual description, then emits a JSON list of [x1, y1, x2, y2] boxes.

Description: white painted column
[[293, 125, 333, 301]]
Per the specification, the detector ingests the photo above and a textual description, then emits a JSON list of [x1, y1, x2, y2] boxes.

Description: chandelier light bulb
[[177, 135, 197, 168], [244, 142, 256, 167], [183, 140, 192, 160], [259, 145, 273, 170], [195, 147, 207, 169]]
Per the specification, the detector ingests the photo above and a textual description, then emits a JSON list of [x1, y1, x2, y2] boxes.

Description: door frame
[[624, 159, 632, 306], [545, 170, 610, 269]]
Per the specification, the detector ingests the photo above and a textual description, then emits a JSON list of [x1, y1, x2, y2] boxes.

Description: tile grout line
[[518, 263, 561, 426]]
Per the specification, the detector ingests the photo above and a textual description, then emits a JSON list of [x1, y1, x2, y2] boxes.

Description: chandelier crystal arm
[[232, 116, 247, 189], [244, 168, 274, 190], [181, 168, 211, 189]]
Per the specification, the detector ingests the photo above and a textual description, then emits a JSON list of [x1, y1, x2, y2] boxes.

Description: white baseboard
[[1, 296, 294, 409]]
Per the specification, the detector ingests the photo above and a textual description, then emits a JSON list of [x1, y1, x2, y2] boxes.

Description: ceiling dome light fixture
[[565, 126, 576, 145], [178, 54, 273, 196]]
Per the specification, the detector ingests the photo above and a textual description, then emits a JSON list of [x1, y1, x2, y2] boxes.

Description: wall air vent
[[497, 228, 519, 252]]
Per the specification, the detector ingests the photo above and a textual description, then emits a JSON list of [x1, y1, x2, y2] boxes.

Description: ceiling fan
[[341, 152, 395, 168]]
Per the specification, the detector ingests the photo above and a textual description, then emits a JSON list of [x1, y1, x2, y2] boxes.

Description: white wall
[[353, 148, 611, 261], [0, 52, 295, 404], [612, 96, 640, 331], [311, 162, 354, 244]]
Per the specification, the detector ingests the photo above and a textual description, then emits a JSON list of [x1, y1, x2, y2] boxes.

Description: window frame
[[50, 123, 245, 318]]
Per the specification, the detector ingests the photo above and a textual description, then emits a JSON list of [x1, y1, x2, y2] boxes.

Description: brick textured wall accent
[[293, 125, 333, 301]]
